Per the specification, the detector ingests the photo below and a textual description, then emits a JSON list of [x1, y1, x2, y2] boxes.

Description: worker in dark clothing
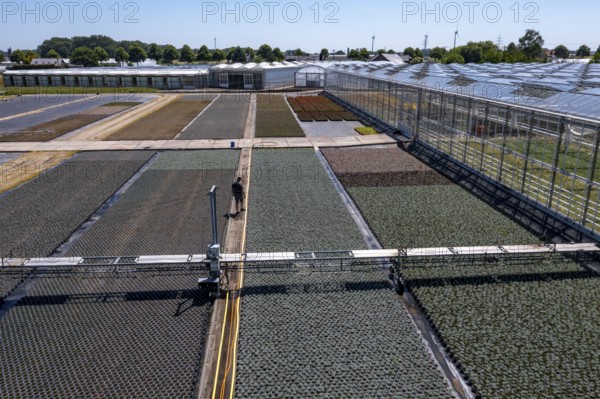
[[231, 177, 245, 214]]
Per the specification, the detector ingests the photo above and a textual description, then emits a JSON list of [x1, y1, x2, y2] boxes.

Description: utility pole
[[372, 35, 376, 53], [214, 37, 217, 51], [424, 34, 428, 56]]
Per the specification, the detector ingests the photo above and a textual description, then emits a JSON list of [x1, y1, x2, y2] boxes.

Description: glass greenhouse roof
[[329, 62, 600, 121]]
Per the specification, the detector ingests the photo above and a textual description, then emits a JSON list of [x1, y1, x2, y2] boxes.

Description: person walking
[[231, 177, 245, 215]]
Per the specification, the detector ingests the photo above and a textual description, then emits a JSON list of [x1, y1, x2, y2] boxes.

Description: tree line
[[366, 30, 600, 65], [422, 30, 600, 64], [4, 35, 290, 67], [4, 31, 599, 66]]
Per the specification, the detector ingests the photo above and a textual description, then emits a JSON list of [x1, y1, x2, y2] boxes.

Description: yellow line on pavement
[[211, 291, 229, 399]]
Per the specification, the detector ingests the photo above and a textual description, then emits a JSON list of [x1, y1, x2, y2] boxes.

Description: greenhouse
[[294, 63, 334, 88], [3, 68, 210, 89], [209, 61, 304, 89], [325, 62, 600, 239]]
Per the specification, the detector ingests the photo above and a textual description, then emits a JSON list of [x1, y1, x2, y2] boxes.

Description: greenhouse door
[[228, 74, 244, 89]]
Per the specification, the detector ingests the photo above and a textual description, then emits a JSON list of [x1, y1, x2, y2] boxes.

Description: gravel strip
[[67, 151, 240, 256], [0, 271, 212, 399], [177, 94, 250, 140], [0, 151, 154, 258]]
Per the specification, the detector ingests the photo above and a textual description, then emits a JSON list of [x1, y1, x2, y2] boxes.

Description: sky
[[1, 0, 599, 53]]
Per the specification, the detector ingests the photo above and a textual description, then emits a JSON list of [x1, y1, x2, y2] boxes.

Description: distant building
[[369, 53, 409, 64], [30, 58, 65, 67]]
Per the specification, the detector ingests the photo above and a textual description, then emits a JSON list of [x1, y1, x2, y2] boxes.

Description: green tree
[[576, 45, 591, 57], [46, 49, 61, 59], [162, 45, 179, 64], [180, 44, 196, 63], [442, 50, 465, 64], [129, 43, 147, 64], [245, 47, 255, 61], [94, 47, 109, 63], [320, 48, 329, 61], [10, 49, 25, 63], [348, 48, 370, 61], [387, 49, 396, 54], [257, 44, 273, 60], [72, 35, 117, 57], [69, 46, 99, 67], [197, 45, 211, 62], [518, 29, 544, 61], [410, 56, 424, 65], [554, 45, 570, 59], [503, 42, 527, 63], [225, 48, 234, 62], [37, 37, 73, 57], [591, 51, 600, 64], [212, 49, 226, 62], [429, 47, 447, 61], [403, 47, 416, 58], [23, 51, 39, 65], [148, 43, 163, 62], [115, 47, 129, 64], [294, 48, 304, 56], [231, 46, 247, 63], [413, 48, 423, 58], [272, 47, 285, 62]]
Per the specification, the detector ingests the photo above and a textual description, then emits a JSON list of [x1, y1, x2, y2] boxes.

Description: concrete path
[[0, 134, 394, 152]]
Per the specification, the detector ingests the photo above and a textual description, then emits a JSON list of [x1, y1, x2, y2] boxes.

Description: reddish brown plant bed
[[287, 95, 359, 122], [321, 146, 451, 187]]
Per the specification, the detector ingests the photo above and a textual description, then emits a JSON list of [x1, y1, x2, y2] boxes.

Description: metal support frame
[[4, 243, 598, 271], [548, 118, 567, 210], [520, 112, 536, 193], [582, 128, 600, 226], [498, 109, 512, 183], [199, 186, 222, 297]]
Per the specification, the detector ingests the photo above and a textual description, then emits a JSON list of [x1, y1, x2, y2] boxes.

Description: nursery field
[[236, 149, 453, 399], [245, 149, 365, 252], [0, 151, 153, 258], [107, 97, 213, 140], [324, 145, 600, 398], [0, 271, 213, 399], [67, 151, 239, 257], [236, 269, 454, 399], [177, 94, 249, 140], [0, 103, 139, 142], [254, 95, 304, 137]]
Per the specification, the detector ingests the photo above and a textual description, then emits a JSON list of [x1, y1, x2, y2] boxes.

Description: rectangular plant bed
[[255, 95, 305, 137]]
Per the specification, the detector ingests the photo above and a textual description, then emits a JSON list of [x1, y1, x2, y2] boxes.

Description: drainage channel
[[316, 149, 475, 399], [0, 152, 162, 321]]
